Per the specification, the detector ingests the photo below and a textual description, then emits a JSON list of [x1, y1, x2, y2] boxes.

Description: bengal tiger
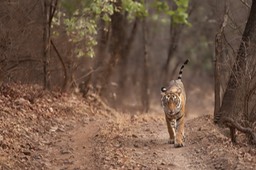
[[161, 59, 189, 147]]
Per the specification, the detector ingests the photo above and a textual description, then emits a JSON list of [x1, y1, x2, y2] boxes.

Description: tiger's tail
[[178, 59, 189, 80]]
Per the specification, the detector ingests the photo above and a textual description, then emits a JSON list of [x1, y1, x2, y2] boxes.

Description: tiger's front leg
[[165, 116, 176, 144], [174, 115, 185, 148]]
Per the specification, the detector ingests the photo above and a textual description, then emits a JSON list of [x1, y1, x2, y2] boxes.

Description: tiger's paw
[[168, 139, 175, 144], [174, 141, 184, 148]]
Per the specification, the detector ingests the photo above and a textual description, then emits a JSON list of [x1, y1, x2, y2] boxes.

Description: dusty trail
[[31, 101, 256, 169], [36, 108, 256, 170], [90, 112, 256, 170], [42, 120, 101, 170], [2, 84, 254, 170], [90, 112, 207, 170], [41, 112, 203, 170]]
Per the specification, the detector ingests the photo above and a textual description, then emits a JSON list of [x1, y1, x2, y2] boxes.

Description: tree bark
[[217, 0, 256, 143], [42, 0, 58, 90], [99, 0, 126, 95], [214, 5, 228, 122], [214, 32, 222, 122], [141, 19, 150, 113], [92, 19, 110, 90], [218, 0, 256, 123], [51, 39, 68, 92], [117, 18, 138, 101], [42, 0, 51, 89], [161, 20, 182, 83]]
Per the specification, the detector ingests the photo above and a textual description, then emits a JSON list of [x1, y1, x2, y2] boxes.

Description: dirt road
[[1, 84, 255, 170], [42, 112, 256, 170]]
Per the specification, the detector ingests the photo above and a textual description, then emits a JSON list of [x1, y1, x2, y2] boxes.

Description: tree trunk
[[117, 18, 138, 102], [99, 0, 126, 95], [92, 19, 110, 91], [42, 0, 51, 89], [214, 32, 222, 122], [217, 0, 256, 143], [42, 0, 58, 90], [141, 19, 150, 113], [218, 0, 256, 123], [161, 20, 182, 84], [214, 5, 228, 122], [161, 0, 185, 84], [51, 39, 68, 92]]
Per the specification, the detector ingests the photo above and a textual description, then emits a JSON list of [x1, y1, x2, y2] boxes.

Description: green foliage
[[52, 0, 190, 58], [172, 0, 190, 25], [122, 0, 148, 18], [53, 0, 114, 58], [153, 0, 190, 25]]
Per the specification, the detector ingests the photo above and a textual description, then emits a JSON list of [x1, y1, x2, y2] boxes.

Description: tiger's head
[[161, 86, 182, 116]]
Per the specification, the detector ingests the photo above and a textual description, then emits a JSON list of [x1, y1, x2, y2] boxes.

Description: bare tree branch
[[240, 0, 251, 9], [51, 39, 68, 91], [223, 117, 256, 144]]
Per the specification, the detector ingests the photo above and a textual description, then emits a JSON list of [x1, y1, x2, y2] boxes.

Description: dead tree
[[214, 4, 229, 122], [51, 39, 68, 92], [216, 0, 256, 144], [42, 0, 58, 90]]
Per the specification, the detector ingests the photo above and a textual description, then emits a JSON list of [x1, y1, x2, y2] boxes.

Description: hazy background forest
[[0, 0, 216, 103], [1, 0, 256, 169], [0, 0, 255, 140]]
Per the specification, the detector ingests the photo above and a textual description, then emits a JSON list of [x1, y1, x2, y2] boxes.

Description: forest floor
[[0, 84, 256, 170]]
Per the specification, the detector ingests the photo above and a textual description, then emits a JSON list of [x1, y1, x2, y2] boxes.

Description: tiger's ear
[[161, 87, 167, 93]]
